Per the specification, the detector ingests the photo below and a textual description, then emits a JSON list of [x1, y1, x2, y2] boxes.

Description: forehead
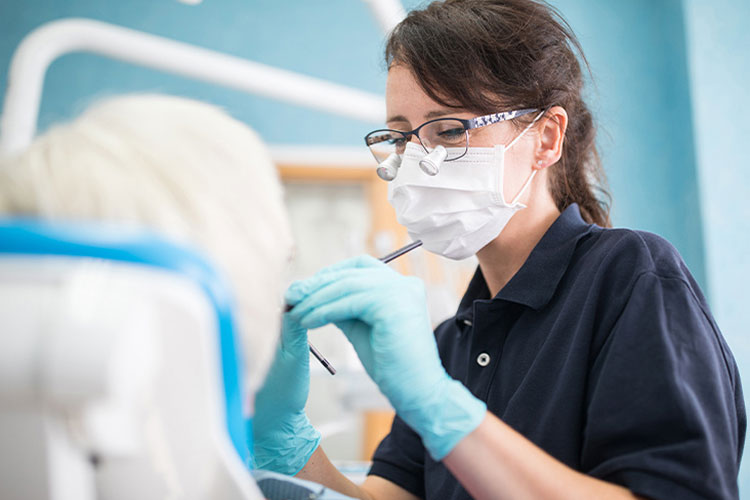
[[385, 65, 469, 125]]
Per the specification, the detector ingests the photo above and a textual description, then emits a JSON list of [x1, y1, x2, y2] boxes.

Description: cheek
[[501, 141, 535, 202], [471, 122, 517, 148], [471, 124, 535, 202]]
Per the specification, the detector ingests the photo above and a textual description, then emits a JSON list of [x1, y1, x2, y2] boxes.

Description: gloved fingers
[[280, 313, 309, 352], [288, 271, 394, 321], [285, 257, 391, 306], [337, 319, 376, 370], [286, 268, 376, 307], [295, 290, 375, 331], [315, 254, 382, 274], [287, 270, 394, 311]]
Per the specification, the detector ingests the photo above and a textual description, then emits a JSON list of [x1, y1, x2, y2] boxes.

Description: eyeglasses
[[364, 108, 538, 165]]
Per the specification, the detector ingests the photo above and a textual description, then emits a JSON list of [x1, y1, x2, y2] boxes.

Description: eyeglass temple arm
[[466, 108, 539, 130]]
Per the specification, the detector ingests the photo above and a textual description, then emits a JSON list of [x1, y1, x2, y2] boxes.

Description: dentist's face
[[385, 64, 539, 204]]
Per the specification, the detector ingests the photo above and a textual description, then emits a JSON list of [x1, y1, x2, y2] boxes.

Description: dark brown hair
[[386, 0, 611, 227]]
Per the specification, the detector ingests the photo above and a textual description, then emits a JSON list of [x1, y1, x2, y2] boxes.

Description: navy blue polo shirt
[[369, 204, 746, 500]]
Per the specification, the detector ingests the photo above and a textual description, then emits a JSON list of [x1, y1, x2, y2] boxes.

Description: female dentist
[[253, 1, 745, 499]]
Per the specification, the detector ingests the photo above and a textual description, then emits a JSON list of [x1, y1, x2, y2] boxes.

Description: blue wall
[[1, 0, 749, 493], [682, 0, 750, 493], [0, 0, 404, 145], [0, 0, 708, 287], [554, 0, 705, 289]]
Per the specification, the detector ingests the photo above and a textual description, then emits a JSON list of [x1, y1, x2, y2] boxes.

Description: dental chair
[[0, 219, 353, 500]]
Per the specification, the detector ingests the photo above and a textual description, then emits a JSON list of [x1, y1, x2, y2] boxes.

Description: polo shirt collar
[[455, 204, 593, 324]]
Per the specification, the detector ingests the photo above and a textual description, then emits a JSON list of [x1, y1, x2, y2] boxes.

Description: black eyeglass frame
[[364, 108, 539, 163]]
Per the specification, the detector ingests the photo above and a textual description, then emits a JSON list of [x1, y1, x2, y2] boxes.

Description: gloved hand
[[252, 314, 321, 475], [286, 255, 486, 460]]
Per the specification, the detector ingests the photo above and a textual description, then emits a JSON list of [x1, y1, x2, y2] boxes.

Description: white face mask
[[387, 123, 538, 260]]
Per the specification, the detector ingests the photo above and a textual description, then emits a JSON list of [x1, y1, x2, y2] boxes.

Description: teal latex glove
[[287, 255, 486, 460], [252, 314, 321, 475]]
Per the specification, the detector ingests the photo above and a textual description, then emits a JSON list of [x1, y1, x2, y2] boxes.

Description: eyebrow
[[425, 109, 457, 119], [385, 109, 457, 126]]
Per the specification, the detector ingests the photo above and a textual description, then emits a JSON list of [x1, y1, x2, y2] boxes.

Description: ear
[[533, 106, 568, 170]]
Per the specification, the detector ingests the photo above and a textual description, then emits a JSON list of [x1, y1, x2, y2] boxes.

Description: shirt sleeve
[[368, 414, 426, 498], [582, 271, 745, 500]]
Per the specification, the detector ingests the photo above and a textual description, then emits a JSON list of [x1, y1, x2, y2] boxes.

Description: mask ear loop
[[506, 109, 547, 206], [510, 169, 538, 206], [507, 109, 546, 149]]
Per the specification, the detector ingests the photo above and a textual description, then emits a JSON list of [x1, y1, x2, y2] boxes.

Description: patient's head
[[0, 93, 293, 394]]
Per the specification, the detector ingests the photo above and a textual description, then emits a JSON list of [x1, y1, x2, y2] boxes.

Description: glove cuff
[[252, 413, 321, 475], [397, 376, 487, 461]]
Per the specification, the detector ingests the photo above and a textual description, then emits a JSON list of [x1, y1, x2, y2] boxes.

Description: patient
[[0, 93, 293, 395]]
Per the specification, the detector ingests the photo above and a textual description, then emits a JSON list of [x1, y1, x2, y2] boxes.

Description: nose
[[405, 133, 423, 147]]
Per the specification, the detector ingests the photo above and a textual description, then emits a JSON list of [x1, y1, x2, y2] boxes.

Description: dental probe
[[287, 240, 423, 375]]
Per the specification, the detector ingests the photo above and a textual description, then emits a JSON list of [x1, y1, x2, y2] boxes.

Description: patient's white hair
[[0, 94, 293, 394]]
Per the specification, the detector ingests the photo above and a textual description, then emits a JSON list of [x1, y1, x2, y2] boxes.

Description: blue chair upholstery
[[0, 218, 251, 465]]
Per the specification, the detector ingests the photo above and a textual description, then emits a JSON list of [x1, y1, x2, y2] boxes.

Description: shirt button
[[476, 352, 491, 367]]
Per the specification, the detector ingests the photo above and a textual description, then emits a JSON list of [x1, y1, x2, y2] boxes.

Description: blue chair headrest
[[0, 218, 251, 465]]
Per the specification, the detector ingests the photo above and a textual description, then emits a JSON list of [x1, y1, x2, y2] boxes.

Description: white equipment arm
[[0, 17, 388, 156], [0, 258, 263, 500], [361, 0, 408, 35]]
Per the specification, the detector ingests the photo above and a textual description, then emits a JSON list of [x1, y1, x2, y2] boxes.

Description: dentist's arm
[[292, 417, 647, 500], [253, 312, 417, 500], [286, 256, 649, 500], [252, 315, 321, 474], [443, 413, 648, 500], [295, 446, 419, 500]]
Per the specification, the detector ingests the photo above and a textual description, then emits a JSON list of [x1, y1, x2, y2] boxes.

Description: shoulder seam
[[620, 229, 659, 272], [612, 270, 735, 383], [600, 227, 684, 276], [638, 271, 735, 383]]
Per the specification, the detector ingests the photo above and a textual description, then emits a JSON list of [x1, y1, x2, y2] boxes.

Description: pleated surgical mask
[[387, 119, 539, 260]]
